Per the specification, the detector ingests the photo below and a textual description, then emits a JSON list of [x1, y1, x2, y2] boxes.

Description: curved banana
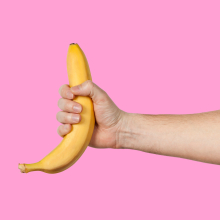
[[18, 43, 95, 174]]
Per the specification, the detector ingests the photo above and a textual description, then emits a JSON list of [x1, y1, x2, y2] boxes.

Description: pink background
[[1, 0, 220, 219]]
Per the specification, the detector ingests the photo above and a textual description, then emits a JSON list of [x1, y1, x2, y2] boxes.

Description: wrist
[[117, 112, 159, 152], [116, 112, 136, 149]]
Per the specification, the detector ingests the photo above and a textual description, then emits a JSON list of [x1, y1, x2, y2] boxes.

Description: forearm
[[119, 110, 220, 165]]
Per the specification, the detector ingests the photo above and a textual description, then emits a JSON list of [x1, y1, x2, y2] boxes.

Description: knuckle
[[59, 85, 65, 96], [77, 83, 83, 91], [57, 126, 61, 134], [56, 112, 60, 121], [58, 86, 62, 95], [57, 98, 62, 108], [86, 80, 93, 88], [59, 84, 69, 97], [86, 80, 94, 97], [57, 125, 64, 137]]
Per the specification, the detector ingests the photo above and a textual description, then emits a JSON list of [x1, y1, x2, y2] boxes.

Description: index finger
[[59, 84, 75, 99]]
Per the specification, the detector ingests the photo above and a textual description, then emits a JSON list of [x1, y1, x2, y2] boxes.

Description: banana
[[18, 43, 95, 174]]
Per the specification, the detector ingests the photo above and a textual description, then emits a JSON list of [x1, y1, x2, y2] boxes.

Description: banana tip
[[18, 163, 26, 173]]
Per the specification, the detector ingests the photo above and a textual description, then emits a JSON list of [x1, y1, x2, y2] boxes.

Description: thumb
[[70, 80, 107, 103]]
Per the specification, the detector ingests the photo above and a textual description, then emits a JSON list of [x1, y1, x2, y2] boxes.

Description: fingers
[[58, 98, 82, 113], [70, 80, 107, 104], [56, 111, 81, 124], [57, 84, 83, 138], [59, 81, 108, 105], [57, 124, 72, 137], [59, 84, 75, 100]]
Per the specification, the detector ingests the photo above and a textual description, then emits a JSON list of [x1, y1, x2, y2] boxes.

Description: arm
[[57, 80, 220, 165], [118, 111, 220, 165]]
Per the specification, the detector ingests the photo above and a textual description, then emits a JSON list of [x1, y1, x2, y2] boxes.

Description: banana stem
[[18, 162, 42, 173], [18, 164, 26, 173]]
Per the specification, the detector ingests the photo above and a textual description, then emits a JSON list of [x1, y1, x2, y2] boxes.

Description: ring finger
[[56, 111, 81, 124]]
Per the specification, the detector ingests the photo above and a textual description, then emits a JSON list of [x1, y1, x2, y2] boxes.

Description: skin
[[57, 80, 220, 165]]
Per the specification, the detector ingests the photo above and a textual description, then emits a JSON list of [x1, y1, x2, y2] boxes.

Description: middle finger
[[58, 98, 82, 113]]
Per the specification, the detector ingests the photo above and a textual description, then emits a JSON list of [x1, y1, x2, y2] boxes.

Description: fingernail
[[73, 105, 82, 113], [64, 124, 69, 129], [67, 91, 73, 99], [72, 114, 80, 123], [71, 86, 80, 92]]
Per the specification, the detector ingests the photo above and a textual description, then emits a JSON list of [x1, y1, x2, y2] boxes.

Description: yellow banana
[[18, 43, 95, 174]]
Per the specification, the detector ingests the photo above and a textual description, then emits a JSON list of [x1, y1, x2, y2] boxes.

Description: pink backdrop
[[1, 0, 220, 219]]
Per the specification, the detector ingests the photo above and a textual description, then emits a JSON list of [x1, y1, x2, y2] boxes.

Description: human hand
[[57, 80, 125, 149]]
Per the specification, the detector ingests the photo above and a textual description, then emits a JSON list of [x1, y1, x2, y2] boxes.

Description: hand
[[57, 80, 125, 149]]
